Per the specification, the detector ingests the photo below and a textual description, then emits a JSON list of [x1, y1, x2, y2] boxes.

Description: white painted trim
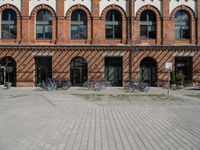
[[29, 0, 57, 16], [0, 0, 21, 12], [169, 0, 196, 15], [135, 0, 162, 16], [99, 0, 127, 16], [64, 0, 92, 16]]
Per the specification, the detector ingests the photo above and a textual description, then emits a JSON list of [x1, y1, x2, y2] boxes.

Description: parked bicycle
[[83, 79, 111, 91], [36, 79, 56, 91], [124, 80, 149, 92], [36, 79, 71, 91], [55, 79, 71, 90]]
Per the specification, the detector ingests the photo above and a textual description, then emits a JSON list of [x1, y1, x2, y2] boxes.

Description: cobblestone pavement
[[0, 87, 200, 150]]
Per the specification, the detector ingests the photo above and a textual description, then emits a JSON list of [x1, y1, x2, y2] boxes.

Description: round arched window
[[36, 10, 52, 39], [1, 9, 17, 39], [105, 10, 122, 39], [140, 10, 156, 39], [71, 10, 87, 39], [175, 11, 190, 39]]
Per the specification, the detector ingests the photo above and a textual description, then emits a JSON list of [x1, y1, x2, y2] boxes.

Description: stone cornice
[[0, 45, 131, 51], [134, 45, 200, 51], [0, 45, 200, 51]]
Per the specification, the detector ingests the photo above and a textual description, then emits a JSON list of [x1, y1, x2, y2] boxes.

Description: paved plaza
[[0, 87, 200, 150]]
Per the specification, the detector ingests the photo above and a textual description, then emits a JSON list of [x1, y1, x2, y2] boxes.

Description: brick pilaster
[[56, 0, 65, 44], [91, 0, 100, 44], [197, 0, 200, 45], [21, 0, 29, 44], [162, 0, 170, 45]]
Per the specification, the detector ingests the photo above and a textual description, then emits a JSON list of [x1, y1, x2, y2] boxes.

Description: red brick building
[[0, 0, 199, 87]]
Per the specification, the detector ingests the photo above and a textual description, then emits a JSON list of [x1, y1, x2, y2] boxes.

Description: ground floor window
[[105, 57, 123, 87], [35, 57, 52, 84], [70, 57, 87, 86], [0, 57, 16, 86], [175, 57, 192, 83], [140, 57, 157, 86]]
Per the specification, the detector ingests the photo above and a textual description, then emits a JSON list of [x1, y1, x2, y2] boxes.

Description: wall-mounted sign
[[165, 63, 172, 70]]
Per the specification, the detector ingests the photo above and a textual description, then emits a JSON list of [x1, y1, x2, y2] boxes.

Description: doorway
[[105, 57, 123, 86], [70, 57, 87, 86], [175, 57, 192, 83], [0, 57, 16, 86], [140, 57, 157, 86], [35, 57, 52, 84]]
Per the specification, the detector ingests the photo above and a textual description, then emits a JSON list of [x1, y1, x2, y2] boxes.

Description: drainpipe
[[129, 0, 133, 82], [0, 13, 1, 39]]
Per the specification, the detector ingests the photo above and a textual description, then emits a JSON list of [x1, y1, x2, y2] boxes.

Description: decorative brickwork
[[0, 0, 199, 87], [0, 4, 21, 18], [101, 4, 126, 19], [66, 4, 91, 19]]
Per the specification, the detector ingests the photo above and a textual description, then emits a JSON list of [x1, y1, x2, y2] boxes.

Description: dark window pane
[[175, 26, 181, 39], [182, 28, 190, 39], [106, 25, 113, 38], [1, 9, 17, 39], [140, 25, 147, 39]]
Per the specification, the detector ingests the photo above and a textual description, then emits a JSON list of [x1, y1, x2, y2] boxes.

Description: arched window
[[175, 11, 190, 39], [36, 10, 52, 39], [105, 10, 122, 39], [1, 9, 17, 39], [140, 10, 156, 39], [71, 10, 87, 39]]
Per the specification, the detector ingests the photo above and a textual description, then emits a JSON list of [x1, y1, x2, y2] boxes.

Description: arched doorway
[[140, 57, 157, 86], [70, 57, 87, 86], [0, 57, 16, 86]]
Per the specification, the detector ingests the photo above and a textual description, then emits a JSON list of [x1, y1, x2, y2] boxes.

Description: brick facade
[[0, 0, 200, 87]]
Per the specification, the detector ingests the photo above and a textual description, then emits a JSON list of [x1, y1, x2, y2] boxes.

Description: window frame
[[36, 10, 52, 40], [140, 10, 156, 39], [71, 10, 87, 40], [1, 9, 17, 39], [174, 11, 190, 40], [105, 10, 122, 39]]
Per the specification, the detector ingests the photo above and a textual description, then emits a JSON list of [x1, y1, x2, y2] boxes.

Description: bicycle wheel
[[142, 83, 149, 92], [36, 83, 44, 91]]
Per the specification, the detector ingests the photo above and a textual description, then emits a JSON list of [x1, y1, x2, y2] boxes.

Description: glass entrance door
[[105, 57, 122, 86], [35, 57, 52, 84], [70, 57, 87, 86], [140, 57, 157, 86], [175, 57, 192, 83], [0, 57, 16, 86]]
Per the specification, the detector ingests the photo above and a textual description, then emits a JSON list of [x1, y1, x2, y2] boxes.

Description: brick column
[[129, 0, 135, 44], [162, 0, 170, 45], [191, 17, 196, 44], [56, 0, 65, 44], [0, 13, 1, 39], [156, 19, 161, 45], [197, 0, 200, 44], [21, 0, 29, 44], [91, 0, 100, 44], [122, 18, 127, 43]]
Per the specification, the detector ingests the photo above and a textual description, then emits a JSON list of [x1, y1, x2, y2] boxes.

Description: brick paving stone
[[0, 87, 200, 150]]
